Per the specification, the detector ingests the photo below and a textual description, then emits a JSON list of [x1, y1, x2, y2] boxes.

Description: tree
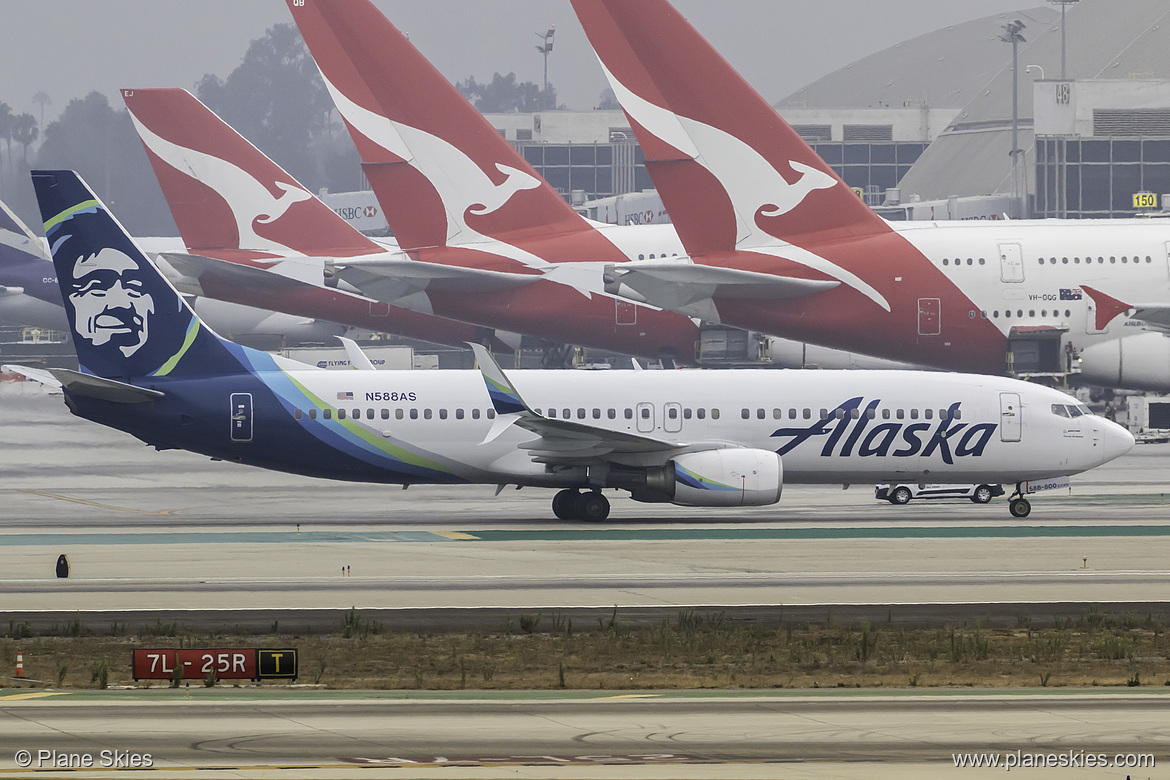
[[457, 72, 558, 113], [597, 88, 620, 111], [196, 23, 335, 191], [0, 102, 13, 172], [32, 91, 52, 129], [11, 113, 38, 166]]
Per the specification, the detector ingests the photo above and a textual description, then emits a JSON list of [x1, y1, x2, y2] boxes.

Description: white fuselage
[[271, 365, 1130, 487]]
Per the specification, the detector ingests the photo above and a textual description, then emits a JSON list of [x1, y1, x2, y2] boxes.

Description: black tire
[[971, 485, 994, 504], [1009, 497, 1031, 518], [889, 486, 913, 505], [552, 489, 579, 520], [577, 492, 611, 522]]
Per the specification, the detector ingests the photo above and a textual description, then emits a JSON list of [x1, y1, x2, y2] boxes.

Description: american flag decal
[[337, 391, 353, 400], [1060, 288, 1083, 301]]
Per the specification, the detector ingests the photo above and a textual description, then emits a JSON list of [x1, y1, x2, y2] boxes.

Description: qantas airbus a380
[[571, 0, 1170, 390], [6, 172, 1133, 520]]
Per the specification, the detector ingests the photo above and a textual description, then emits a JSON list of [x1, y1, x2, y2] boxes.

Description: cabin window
[[697, 408, 706, 420], [866, 408, 876, 419], [803, 408, 811, 419], [409, 409, 418, 420], [309, 409, 317, 420], [593, 408, 602, 419], [835, 409, 846, 420], [773, 408, 782, 419], [323, 409, 332, 420], [741, 408, 750, 419], [910, 409, 919, 420], [925, 409, 934, 420], [882, 408, 890, 420], [366, 409, 374, 420], [487, 409, 497, 419], [294, 409, 303, 420], [396, 409, 405, 420], [979, 258, 985, 265], [607, 409, 616, 419], [820, 409, 829, 420], [711, 409, 720, 420], [850, 408, 860, 419], [577, 408, 586, 419], [456, 408, 464, 420], [668, 407, 678, 420], [439, 409, 448, 420], [563, 408, 571, 419], [754, 408, 764, 419], [337, 409, 347, 420], [896, 409, 905, 420], [423, 409, 432, 420], [640, 407, 651, 419], [954, 409, 962, 420], [683, 408, 692, 420], [625, 408, 633, 419], [471, 408, 481, 420], [382, 409, 390, 420]]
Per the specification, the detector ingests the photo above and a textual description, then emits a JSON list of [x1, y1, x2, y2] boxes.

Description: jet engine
[[1078, 333, 1170, 392], [614, 448, 783, 507]]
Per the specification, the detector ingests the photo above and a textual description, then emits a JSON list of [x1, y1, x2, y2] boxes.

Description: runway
[[0, 689, 1166, 779], [3, 385, 1170, 614]]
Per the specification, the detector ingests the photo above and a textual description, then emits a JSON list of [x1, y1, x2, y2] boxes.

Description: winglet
[[469, 342, 529, 416], [1081, 285, 1133, 331], [337, 335, 376, 370]]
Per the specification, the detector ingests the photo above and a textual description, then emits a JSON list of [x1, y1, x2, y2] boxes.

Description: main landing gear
[[552, 489, 610, 521], [1008, 483, 1031, 518]]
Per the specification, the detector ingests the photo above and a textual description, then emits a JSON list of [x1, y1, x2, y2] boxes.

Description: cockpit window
[[1076, 404, 1092, 416], [1051, 404, 1069, 418], [1067, 405, 1084, 418]]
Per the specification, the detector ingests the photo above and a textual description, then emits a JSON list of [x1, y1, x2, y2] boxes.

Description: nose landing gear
[[1008, 483, 1031, 518], [552, 489, 611, 521]]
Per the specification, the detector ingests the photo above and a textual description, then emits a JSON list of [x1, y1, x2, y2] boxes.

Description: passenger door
[[999, 243, 1024, 283], [999, 392, 1021, 442], [918, 298, 941, 336], [636, 401, 655, 433], [663, 402, 683, 433]]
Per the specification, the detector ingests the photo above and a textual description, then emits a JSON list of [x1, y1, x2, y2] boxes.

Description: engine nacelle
[[1079, 333, 1170, 391], [623, 449, 783, 507]]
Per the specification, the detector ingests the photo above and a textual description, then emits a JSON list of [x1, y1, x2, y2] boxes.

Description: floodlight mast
[[536, 26, 555, 109], [1000, 20, 1027, 217], [1049, 0, 1079, 80]]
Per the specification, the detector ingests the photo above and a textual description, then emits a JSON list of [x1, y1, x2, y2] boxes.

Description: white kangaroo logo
[[598, 60, 888, 311], [321, 73, 545, 267], [128, 110, 311, 253]]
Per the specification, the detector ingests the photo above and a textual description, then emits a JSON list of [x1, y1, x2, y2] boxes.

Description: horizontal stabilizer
[[1129, 303, 1170, 333], [160, 252, 324, 293], [6, 364, 163, 403], [0, 285, 25, 297], [602, 261, 837, 321], [335, 258, 540, 304]]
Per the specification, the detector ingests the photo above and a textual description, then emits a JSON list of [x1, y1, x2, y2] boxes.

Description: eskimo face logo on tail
[[770, 397, 997, 464], [66, 247, 155, 357]]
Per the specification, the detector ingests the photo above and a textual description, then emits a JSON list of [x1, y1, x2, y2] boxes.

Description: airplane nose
[[1098, 419, 1135, 465]]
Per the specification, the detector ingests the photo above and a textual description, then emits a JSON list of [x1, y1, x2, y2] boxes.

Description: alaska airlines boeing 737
[[571, 0, 1170, 389], [7, 171, 1132, 520]]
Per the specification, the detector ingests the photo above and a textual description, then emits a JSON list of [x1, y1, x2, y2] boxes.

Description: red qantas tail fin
[[287, 0, 596, 253], [571, 0, 891, 256], [122, 88, 379, 257]]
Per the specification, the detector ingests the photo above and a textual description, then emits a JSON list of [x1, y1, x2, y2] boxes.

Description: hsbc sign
[[320, 191, 388, 232]]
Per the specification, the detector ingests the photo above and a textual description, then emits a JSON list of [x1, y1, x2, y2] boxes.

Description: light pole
[[536, 26, 555, 109], [1048, 0, 1079, 80], [1000, 20, 1027, 217]]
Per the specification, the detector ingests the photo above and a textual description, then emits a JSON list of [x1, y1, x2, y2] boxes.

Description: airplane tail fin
[[571, 0, 891, 255], [287, 0, 598, 253], [33, 170, 245, 381], [121, 88, 380, 258]]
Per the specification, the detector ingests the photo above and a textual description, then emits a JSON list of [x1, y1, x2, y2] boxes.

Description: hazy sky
[[2, 0, 1032, 124]]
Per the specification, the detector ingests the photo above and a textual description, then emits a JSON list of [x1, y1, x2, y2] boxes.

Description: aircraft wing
[[159, 252, 325, 296], [469, 343, 726, 465], [602, 261, 838, 322], [1082, 285, 1170, 333], [1129, 304, 1170, 333], [0, 285, 25, 297], [333, 258, 540, 305]]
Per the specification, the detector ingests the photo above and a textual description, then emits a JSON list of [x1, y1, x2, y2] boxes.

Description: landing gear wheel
[[552, 489, 580, 520], [1009, 497, 1031, 518], [971, 485, 994, 504], [577, 492, 611, 522], [889, 486, 912, 505]]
